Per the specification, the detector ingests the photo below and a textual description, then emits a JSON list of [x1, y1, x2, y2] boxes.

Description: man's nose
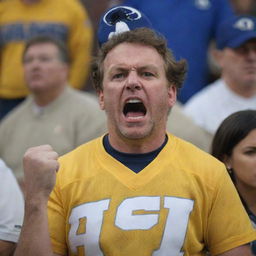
[[125, 70, 141, 91], [24, 57, 41, 68]]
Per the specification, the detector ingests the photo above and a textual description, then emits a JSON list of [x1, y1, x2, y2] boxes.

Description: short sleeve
[[0, 159, 24, 243]]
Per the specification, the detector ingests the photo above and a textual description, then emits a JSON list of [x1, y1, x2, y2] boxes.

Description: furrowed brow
[[108, 66, 129, 74]]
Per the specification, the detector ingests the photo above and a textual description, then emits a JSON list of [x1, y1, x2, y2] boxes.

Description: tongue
[[126, 112, 144, 118]]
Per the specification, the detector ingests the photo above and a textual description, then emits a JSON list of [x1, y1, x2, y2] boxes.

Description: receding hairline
[[103, 42, 168, 80], [22, 36, 70, 63], [103, 40, 164, 55]]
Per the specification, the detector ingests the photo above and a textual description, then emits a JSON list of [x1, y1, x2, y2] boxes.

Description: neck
[[236, 182, 256, 215], [224, 76, 256, 98], [108, 130, 167, 154]]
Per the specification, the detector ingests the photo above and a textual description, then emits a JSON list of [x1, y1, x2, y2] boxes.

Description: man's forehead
[[107, 64, 160, 72], [103, 42, 163, 67], [106, 42, 158, 57], [26, 43, 57, 54]]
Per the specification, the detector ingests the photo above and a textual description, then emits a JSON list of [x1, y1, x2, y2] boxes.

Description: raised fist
[[23, 145, 59, 201]]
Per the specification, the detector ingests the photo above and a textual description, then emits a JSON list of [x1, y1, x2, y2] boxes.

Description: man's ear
[[98, 90, 105, 110], [210, 47, 223, 70], [168, 85, 177, 107]]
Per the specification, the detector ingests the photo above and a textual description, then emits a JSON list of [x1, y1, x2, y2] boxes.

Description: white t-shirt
[[0, 159, 24, 243], [184, 79, 256, 134]]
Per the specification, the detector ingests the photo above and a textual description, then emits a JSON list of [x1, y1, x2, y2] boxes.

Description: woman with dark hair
[[211, 109, 256, 255]]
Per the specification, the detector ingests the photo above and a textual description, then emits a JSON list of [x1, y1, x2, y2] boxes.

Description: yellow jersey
[[48, 133, 256, 256]]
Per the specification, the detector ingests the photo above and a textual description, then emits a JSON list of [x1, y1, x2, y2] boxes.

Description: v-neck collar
[[95, 133, 178, 191]]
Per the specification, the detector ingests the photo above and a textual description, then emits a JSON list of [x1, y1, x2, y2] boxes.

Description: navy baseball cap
[[216, 15, 256, 50], [97, 5, 153, 46]]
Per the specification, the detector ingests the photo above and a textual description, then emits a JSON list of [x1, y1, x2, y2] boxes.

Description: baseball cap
[[97, 5, 153, 46], [216, 15, 256, 50]]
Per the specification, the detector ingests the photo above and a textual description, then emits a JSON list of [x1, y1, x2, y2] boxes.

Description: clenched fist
[[23, 145, 59, 202]]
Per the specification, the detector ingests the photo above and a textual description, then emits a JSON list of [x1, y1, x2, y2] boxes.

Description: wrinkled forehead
[[103, 42, 165, 71]]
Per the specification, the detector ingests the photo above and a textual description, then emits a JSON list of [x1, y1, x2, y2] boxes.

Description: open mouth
[[123, 99, 147, 118]]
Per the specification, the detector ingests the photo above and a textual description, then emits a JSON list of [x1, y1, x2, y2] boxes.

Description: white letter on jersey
[[68, 199, 110, 256], [68, 196, 194, 255], [153, 197, 194, 256], [115, 196, 160, 230]]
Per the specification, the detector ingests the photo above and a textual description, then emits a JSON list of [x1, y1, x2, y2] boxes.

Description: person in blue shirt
[[120, 0, 235, 103]]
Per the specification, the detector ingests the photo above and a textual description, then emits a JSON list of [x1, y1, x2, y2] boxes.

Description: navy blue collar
[[103, 134, 168, 173]]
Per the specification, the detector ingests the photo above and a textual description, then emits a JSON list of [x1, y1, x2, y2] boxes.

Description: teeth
[[127, 99, 141, 103]]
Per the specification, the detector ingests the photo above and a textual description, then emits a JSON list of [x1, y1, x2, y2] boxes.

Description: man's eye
[[23, 56, 52, 64], [142, 72, 154, 77], [39, 56, 52, 62], [23, 57, 33, 64], [234, 46, 248, 55], [112, 73, 125, 79]]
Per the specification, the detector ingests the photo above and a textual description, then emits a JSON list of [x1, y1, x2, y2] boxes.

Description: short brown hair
[[91, 27, 187, 92], [22, 35, 70, 64]]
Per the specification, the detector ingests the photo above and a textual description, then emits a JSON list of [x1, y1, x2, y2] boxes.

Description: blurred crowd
[[0, 0, 256, 255]]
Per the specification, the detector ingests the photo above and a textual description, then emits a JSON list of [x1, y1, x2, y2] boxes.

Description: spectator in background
[[211, 109, 256, 255], [167, 103, 212, 152], [184, 15, 256, 135], [119, 0, 235, 103], [0, 159, 24, 256], [98, 5, 213, 152], [0, 35, 106, 184], [0, 0, 93, 120]]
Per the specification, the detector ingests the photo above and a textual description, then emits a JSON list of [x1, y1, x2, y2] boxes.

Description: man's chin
[[28, 83, 44, 90], [120, 127, 152, 140], [29, 85, 48, 94]]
